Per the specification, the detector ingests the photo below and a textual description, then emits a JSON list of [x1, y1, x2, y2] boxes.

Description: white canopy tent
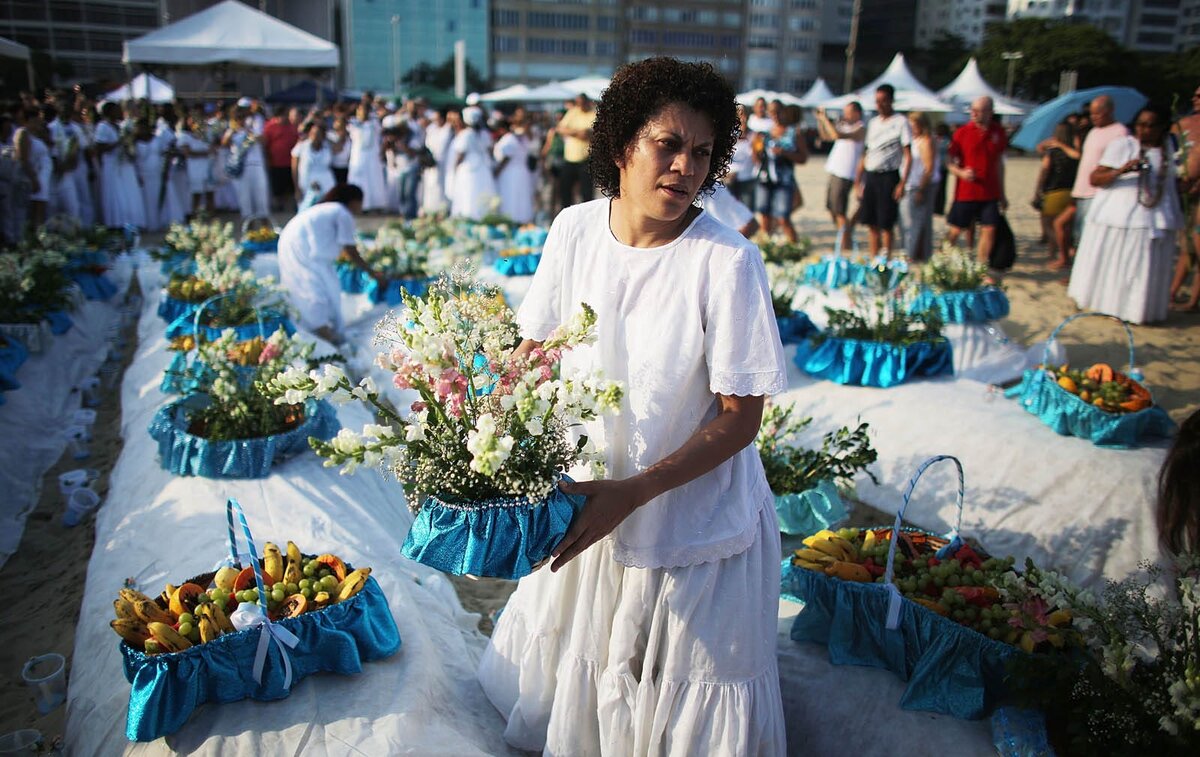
[[104, 72, 175, 104], [937, 58, 1029, 120], [558, 75, 610, 100], [821, 53, 952, 113], [122, 0, 338, 69], [0, 35, 34, 90], [798, 78, 836, 107], [737, 88, 804, 108], [478, 83, 530, 104]]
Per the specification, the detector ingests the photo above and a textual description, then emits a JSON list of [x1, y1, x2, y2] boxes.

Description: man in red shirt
[[946, 96, 1008, 264], [261, 106, 300, 212]]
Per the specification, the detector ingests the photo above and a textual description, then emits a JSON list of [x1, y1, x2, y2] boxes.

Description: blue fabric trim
[[240, 239, 278, 254], [513, 227, 548, 248], [804, 256, 908, 289], [120, 576, 400, 742], [494, 252, 542, 277], [0, 335, 29, 392], [68, 271, 118, 301], [156, 295, 202, 325], [335, 265, 434, 305], [164, 310, 294, 342], [68, 250, 110, 267], [148, 398, 339, 479], [795, 337, 953, 387], [782, 561, 1017, 719], [1004, 369, 1176, 448], [774, 480, 847, 535], [401, 477, 585, 578], [45, 310, 73, 335], [776, 311, 817, 345], [908, 287, 1010, 324], [160, 352, 261, 395]]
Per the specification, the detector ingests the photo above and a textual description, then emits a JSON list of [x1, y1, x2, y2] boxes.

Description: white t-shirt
[[277, 202, 357, 332], [291, 139, 336, 195], [1087, 137, 1182, 237], [747, 114, 773, 134], [825, 120, 864, 180], [729, 137, 755, 180], [700, 183, 754, 232], [517, 199, 787, 568], [864, 113, 912, 173]]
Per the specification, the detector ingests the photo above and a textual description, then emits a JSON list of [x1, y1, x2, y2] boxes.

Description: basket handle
[[881, 455, 965, 631], [192, 291, 267, 342], [1041, 312, 1137, 376], [240, 215, 273, 238], [224, 498, 299, 688]]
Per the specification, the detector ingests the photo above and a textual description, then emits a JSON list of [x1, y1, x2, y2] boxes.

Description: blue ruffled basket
[[156, 292, 204, 324], [120, 498, 401, 742], [774, 479, 847, 536], [401, 476, 586, 579], [1004, 313, 1175, 448], [513, 227, 549, 248], [164, 301, 293, 343], [804, 255, 907, 289], [46, 309, 73, 335], [783, 456, 1025, 720], [908, 286, 1010, 324], [336, 265, 434, 305], [494, 252, 542, 277], [68, 269, 118, 301], [148, 397, 338, 479], [795, 336, 953, 387], [240, 239, 278, 254], [0, 335, 29, 393], [776, 311, 817, 346]]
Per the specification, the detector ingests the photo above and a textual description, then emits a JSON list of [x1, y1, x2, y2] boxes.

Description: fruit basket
[[775, 310, 816, 346], [112, 498, 400, 742], [240, 216, 279, 254], [157, 272, 218, 324], [782, 456, 1076, 719], [1004, 313, 1174, 448], [164, 296, 293, 343]]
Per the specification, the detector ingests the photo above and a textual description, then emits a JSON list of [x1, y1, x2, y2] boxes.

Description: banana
[[198, 616, 220, 643], [337, 568, 371, 602], [807, 537, 850, 561], [263, 543, 284, 584], [204, 600, 236, 634], [312, 591, 332, 609], [134, 598, 175, 625], [143, 640, 164, 655], [792, 548, 836, 566], [111, 618, 151, 647], [793, 558, 829, 572], [159, 583, 178, 606], [119, 588, 154, 606], [823, 560, 873, 583], [862, 528, 878, 553], [802, 529, 839, 547], [148, 622, 193, 653], [113, 597, 138, 621], [283, 541, 302, 584]]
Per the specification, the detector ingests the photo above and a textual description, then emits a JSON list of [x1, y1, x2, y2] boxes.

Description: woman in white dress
[[276, 184, 382, 345], [1068, 104, 1183, 324], [347, 104, 388, 212], [221, 108, 270, 220], [93, 102, 145, 230], [421, 109, 452, 215], [14, 107, 52, 230], [177, 111, 213, 217], [477, 57, 788, 756], [291, 122, 337, 211], [449, 108, 497, 221], [134, 117, 171, 231], [68, 109, 94, 227], [492, 118, 534, 224], [330, 116, 351, 186]]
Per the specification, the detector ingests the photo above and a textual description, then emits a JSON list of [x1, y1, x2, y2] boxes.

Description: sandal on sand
[[1047, 260, 1071, 271]]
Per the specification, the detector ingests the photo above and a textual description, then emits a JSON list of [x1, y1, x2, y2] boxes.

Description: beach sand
[[1, 155, 1196, 744]]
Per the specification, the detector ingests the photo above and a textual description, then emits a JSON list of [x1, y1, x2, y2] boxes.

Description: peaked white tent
[[478, 83, 530, 104], [736, 88, 804, 107], [104, 73, 175, 103], [558, 75, 610, 100], [123, 0, 338, 69], [822, 53, 952, 113], [937, 58, 1029, 119], [798, 78, 836, 107]]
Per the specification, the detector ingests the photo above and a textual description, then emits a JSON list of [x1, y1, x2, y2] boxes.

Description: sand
[[1, 155, 1196, 745]]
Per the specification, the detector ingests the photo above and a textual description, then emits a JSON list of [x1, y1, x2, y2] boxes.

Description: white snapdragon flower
[[312, 363, 347, 395], [466, 413, 514, 476], [525, 418, 544, 436], [363, 423, 395, 439], [350, 375, 378, 401], [330, 427, 365, 455], [283, 388, 307, 405]]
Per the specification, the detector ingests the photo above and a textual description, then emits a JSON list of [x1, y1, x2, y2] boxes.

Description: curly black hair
[[588, 57, 739, 199]]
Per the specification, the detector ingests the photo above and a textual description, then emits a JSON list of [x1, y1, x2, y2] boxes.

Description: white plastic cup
[[79, 376, 101, 407], [20, 654, 66, 715], [73, 409, 97, 440], [67, 425, 91, 460], [0, 730, 42, 754], [58, 468, 99, 498], [62, 487, 101, 527]]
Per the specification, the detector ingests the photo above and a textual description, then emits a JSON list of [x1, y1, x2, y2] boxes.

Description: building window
[[629, 29, 658, 45], [627, 7, 659, 22], [492, 36, 520, 54], [663, 31, 718, 47], [492, 9, 519, 27], [527, 38, 589, 55], [749, 13, 780, 28], [698, 10, 718, 24], [1141, 13, 1177, 27], [720, 34, 740, 48], [790, 0, 817, 8], [747, 35, 779, 49], [1137, 31, 1174, 44], [597, 15, 617, 32], [527, 12, 590, 30], [789, 78, 812, 93], [722, 11, 743, 25], [788, 16, 815, 31], [595, 41, 616, 56], [788, 37, 812, 51], [750, 0, 781, 7]]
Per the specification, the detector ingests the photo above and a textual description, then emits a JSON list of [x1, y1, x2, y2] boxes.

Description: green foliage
[[815, 305, 943, 347], [755, 405, 879, 494], [977, 19, 1133, 101], [910, 33, 974, 90]]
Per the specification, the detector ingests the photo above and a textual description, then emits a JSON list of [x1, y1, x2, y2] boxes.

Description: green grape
[[178, 621, 193, 637], [271, 588, 286, 603], [303, 563, 316, 578], [933, 576, 946, 588], [320, 575, 338, 590], [285, 582, 299, 594], [299, 579, 312, 591], [318, 568, 332, 579], [301, 587, 313, 599], [187, 626, 201, 643], [947, 575, 961, 587], [178, 612, 195, 626]]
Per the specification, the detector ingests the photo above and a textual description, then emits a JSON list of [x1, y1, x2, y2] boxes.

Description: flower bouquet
[[783, 455, 1081, 719], [908, 245, 1009, 324], [756, 404, 877, 535], [149, 328, 338, 478], [758, 236, 812, 265], [263, 272, 623, 578], [0, 247, 75, 350], [112, 497, 399, 741], [796, 273, 951, 387], [36, 220, 121, 299], [151, 220, 241, 275], [337, 243, 434, 305], [157, 239, 249, 323], [766, 261, 816, 345], [1005, 313, 1174, 447]]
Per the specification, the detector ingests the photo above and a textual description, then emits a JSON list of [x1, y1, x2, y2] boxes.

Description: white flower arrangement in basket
[[263, 271, 623, 505]]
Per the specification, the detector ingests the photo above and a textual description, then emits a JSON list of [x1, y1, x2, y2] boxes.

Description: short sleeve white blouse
[[1088, 136, 1182, 238], [516, 199, 787, 568]]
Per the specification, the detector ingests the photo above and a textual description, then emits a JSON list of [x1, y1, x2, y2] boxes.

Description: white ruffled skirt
[[478, 502, 786, 757], [1068, 222, 1176, 324]]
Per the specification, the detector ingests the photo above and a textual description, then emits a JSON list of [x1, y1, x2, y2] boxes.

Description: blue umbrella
[[1010, 86, 1148, 152]]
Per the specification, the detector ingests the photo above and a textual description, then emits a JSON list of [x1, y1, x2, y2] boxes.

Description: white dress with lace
[[478, 198, 788, 756]]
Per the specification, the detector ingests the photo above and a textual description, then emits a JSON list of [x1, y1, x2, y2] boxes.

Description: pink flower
[[411, 401, 428, 412], [445, 392, 465, 418], [392, 360, 419, 390], [257, 342, 282, 364], [435, 368, 467, 400]]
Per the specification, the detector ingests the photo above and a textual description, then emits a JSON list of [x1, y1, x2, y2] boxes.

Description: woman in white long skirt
[[15, 107, 53, 230], [449, 109, 497, 221], [1068, 104, 1182, 325], [347, 104, 388, 211], [478, 57, 788, 756], [134, 118, 170, 231], [276, 184, 382, 345], [210, 107, 240, 212], [68, 110, 94, 227], [422, 110, 452, 215], [222, 108, 270, 220], [93, 102, 145, 230], [291, 122, 337, 211], [492, 118, 534, 224], [177, 112, 213, 217]]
